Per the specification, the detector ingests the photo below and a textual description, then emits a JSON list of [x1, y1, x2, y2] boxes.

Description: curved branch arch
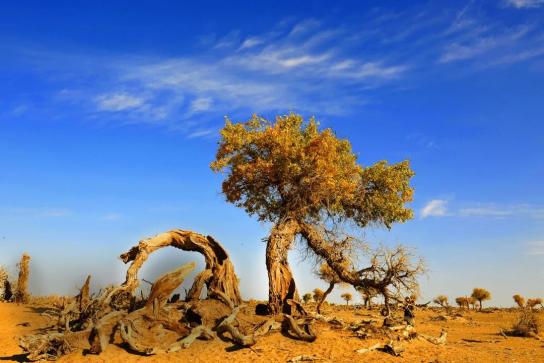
[[119, 229, 242, 306]]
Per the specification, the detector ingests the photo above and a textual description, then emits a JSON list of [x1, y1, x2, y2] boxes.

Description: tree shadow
[[0, 353, 30, 362]]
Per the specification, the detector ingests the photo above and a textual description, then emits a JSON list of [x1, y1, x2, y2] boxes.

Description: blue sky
[[1, 0, 543, 306]]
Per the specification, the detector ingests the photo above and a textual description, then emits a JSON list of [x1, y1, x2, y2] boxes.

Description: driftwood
[[355, 340, 405, 356], [283, 314, 317, 342], [118, 230, 242, 306], [75, 275, 91, 311], [216, 305, 256, 347], [418, 329, 447, 345]]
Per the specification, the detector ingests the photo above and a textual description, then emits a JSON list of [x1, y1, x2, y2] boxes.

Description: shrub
[[433, 295, 449, 308], [508, 308, 540, 337], [513, 294, 525, 308]]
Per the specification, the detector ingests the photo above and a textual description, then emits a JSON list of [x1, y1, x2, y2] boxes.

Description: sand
[[1, 302, 543, 362]]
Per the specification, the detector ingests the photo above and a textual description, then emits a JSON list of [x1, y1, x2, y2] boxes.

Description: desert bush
[[508, 308, 541, 337], [471, 288, 491, 311], [341, 292, 352, 306], [433, 295, 449, 308], [513, 294, 525, 308], [527, 298, 543, 309], [29, 295, 72, 308], [302, 293, 313, 304]]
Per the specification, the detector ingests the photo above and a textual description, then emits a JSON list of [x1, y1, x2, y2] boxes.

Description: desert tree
[[471, 288, 491, 311], [211, 114, 420, 314], [527, 298, 543, 309], [302, 293, 313, 304], [467, 296, 477, 310], [314, 261, 348, 313], [455, 296, 469, 309], [14, 253, 31, 303], [341, 292, 353, 306], [313, 288, 325, 304], [433, 295, 449, 308], [357, 285, 378, 310], [513, 294, 526, 308]]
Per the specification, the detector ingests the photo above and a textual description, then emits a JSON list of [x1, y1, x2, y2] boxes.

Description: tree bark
[[119, 229, 242, 306], [266, 219, 300, 315], [14, 253, 31, 303]]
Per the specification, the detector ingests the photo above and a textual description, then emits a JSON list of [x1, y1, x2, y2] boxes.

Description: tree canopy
[[211, 113, 414, 228]]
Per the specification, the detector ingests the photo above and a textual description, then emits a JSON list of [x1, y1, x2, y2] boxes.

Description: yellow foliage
[[211, 113, 414, 227]]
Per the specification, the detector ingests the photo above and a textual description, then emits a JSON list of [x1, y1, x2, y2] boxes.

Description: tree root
[[216, 305, 256, 347], [283, 314, 317, 342]]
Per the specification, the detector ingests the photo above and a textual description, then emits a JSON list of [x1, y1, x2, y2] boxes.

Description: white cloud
[[421, 199, 448, 218], [458, 204, 544, 219], [504, 0, 544, 8], [95, 92, 145, 111], [187, 128, 216, 139], [189, 97, 213, 113]]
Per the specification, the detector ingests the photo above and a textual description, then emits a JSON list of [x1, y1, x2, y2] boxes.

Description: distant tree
[[467, 296, 477, 310], [471, 288, 491, 311], [341, 292, 353, 306], [513, 294, 526, 308], [433, 295, 449, 308], [527, 298, 543, 309], [212, 113, 419, 314], [314, 261, 349, 313], [0, 266, 10, 301], [313, 288, 325, 304], [302, 293, 313, 304], [357, 286, 379, 310], [455, 296, 469, 309]]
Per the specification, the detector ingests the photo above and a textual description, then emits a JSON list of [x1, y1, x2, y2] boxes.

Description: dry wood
[[76, 275, 91, 311], [418, 329, 447, 345], [118, 230, 242, 305], [165, 325, 214, 352], [145, 262, 196, 308], [216, 305, 256, 347], [283, 314, 317, 342], [14, 253, 31, 303]]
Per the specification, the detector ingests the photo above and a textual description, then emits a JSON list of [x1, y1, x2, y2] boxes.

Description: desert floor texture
[[1, 301, 543, 363]]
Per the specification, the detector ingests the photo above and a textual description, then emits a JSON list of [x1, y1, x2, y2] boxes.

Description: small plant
[[471, 288, 491, 311], [302, 293, 313, 304], [507, 308, 541, 337], [433, 295, 449, 308], [513, 294, 525, 308], [341, 292, 352, 306], [527, 298, 543, 309]]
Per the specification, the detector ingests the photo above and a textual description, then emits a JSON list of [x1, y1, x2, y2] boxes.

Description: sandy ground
[[1, 302, 543, 362]]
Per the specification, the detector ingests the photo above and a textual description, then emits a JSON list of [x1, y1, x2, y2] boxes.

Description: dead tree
[[75, 275, 91, 311], [14, 253, 31, 303], [118, 230, 242, 306]]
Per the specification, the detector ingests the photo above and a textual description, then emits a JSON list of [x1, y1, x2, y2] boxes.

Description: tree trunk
[[119, 230, 242, 306], [316, 282, 335, 314], [266, 219, 299, 315], [15, 253, 31, 303]]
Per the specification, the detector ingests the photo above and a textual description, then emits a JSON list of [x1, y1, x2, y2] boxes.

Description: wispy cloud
[[504, 0, 544, 9], [95, 92, 146, 112], [4, 5, 544, 136], [100, 213, 122, 221], [421, 199, 448, 218], [420, 200, 544, 220]]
